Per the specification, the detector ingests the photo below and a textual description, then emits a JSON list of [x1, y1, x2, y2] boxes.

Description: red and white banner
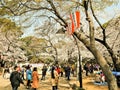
[[75, 10, 80, 28], [67, 10, 80, 35]]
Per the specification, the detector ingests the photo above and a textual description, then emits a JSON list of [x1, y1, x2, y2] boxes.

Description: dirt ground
[[0, 67, 119, 90], [79, 77, 108, 90], [0, 74, 120, 90]]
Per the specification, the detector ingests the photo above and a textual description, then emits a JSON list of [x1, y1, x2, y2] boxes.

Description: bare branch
[[21, 2, 53, 11], [46, 0, 67, 27], [111, 31, 120, 49], [0, 1, 17, 15], [89, 0, 106, 42]]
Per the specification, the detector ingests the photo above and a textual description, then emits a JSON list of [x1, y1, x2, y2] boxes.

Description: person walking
[[84, 63, 89, 76], [66, 64, 71, 81], [41, 65, 47, 80], [60, 67, 64, 77], [56, 66, 61, 75], [26, 65, 32, 89], [10, 66, 24, 90], [31, 67, 39, 90], [64, 65, 68, 78], [21, 66, 25, 80], [51, 66, 59, 90]]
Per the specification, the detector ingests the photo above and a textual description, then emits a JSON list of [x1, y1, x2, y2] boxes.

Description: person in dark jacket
[[10, 66, 24, 90], [84, 63, 89, 76], [66, 64, 71, 80], [41, 65, 47, 80]]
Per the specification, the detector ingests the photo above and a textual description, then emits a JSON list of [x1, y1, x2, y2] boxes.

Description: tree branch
[[46, 0, 67, 27], [111, 31, 120, 49], [89, 0, 106, 42]]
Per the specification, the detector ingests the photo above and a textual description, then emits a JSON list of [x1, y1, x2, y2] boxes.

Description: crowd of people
[[9, 64, 40, 90], [83, 63, 106, 84], [0, 63, 75, 90], [1, 62, 115, 90]]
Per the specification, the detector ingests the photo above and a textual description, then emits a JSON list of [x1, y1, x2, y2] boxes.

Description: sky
[[18, 1, 120, 37], [99, 2, 120, 24]]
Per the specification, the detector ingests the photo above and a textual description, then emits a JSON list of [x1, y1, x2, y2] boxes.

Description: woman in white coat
[[51, 66, 59, 90]]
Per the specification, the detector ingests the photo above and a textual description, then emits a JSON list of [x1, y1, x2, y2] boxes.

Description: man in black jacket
[[10, 66, 24, 90]]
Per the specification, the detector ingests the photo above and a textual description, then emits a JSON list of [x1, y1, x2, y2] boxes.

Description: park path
[[0, 74, 113, 90], [0, 74, 73, 90]]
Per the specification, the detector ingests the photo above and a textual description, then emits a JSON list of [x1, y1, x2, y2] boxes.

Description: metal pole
[[79, 55, 82, 88], [73, 35, 83, 88]]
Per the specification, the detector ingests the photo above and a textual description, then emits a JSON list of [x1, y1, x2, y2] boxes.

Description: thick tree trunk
[[74, 31, 118, 90], [89, 0, 120, 71], [82, 1, 118, 89], [90, 46, 118, 90]]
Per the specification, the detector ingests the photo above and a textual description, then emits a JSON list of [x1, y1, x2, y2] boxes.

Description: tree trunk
[[90, 46, 118, 90], [95, 38, 120, 71], [74, 31, 118, 90], [82, 1, 118, 89], [89, 0, 120, 71]]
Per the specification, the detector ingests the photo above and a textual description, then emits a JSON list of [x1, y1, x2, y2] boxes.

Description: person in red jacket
[[56, 66, 61, 75]]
